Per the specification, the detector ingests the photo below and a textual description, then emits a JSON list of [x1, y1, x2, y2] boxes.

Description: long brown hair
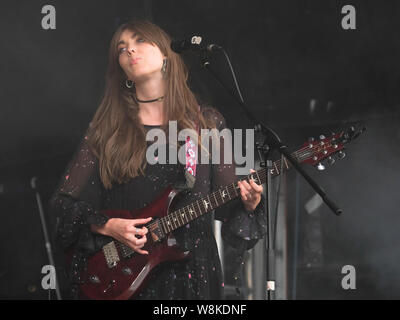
[[87, 20, 217, 189]]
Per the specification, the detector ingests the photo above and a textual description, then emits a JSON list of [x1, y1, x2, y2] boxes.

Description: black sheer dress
[[49, 107, 267, 299]]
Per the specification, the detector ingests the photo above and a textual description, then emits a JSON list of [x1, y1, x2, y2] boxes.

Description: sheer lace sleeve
[[49, 133, 109, 253], [203, 107, 267, 251]]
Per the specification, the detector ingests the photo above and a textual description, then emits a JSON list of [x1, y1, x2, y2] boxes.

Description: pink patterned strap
[[184, 106, 200, 187], [185, 134, 197, 177]]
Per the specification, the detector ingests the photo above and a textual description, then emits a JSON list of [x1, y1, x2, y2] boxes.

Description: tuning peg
[[308, 137, 315, 142], [327, 157, 335, 165], [338, 151, 346, 159], [317, 162, 326, 171], [319, 135, 326, 140]]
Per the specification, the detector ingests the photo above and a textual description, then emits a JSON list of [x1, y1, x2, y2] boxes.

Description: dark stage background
[[0, 0, 399, 299]]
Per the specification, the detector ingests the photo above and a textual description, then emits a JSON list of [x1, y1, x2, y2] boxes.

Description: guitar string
[[144, 140, 343, 231], [146, 142, 341, 232], [158, 141, 339, 228], [151, 162, 329, 232], [111, 138, 346, 254]]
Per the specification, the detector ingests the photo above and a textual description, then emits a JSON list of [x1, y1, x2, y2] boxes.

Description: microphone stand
[[31, 177, 62, 300], [198, 48, 342, 300]]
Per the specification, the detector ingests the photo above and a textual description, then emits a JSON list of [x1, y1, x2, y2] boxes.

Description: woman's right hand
[[91, 217, 152, 255]]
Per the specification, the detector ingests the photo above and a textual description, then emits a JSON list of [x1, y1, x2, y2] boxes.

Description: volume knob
[[122, 267, 133, 275], [89, 275, 101, 284]]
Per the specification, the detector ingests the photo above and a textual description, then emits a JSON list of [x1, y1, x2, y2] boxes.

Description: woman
[[50, 20, 266, 299]]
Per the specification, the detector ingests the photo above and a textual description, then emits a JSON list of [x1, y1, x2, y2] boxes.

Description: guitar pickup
[[102, 241, 120, 268], [149, 219, 165, 243]]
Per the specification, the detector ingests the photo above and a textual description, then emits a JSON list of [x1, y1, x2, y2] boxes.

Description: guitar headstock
[[297, 124, 366, 170]]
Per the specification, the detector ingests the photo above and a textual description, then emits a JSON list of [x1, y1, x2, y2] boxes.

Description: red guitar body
[[79, 186, 190, 300]]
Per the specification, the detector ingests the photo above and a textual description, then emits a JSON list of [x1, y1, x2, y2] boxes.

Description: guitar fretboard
[[116, 145, 316, 257], [159, 153, 297, 235]]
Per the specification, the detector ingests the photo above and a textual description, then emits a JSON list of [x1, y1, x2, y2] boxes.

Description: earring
[[125, 79, 134, 89], [161, 58, 167, 75]]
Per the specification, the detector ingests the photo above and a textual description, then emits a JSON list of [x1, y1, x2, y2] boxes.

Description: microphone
[[170, 36, 221, 53]]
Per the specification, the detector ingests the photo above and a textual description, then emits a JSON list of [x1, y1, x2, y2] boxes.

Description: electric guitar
[[78, 125, 365, 299]]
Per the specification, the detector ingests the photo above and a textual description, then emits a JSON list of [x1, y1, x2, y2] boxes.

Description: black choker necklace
[[133, 94, 164, 103]]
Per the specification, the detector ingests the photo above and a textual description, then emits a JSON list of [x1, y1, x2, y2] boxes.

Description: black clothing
[[49, 107, 267, 299]]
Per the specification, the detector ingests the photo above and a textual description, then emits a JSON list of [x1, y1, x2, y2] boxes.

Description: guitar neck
[[161, 152, 299, 235], [112, 125, 363, 257]]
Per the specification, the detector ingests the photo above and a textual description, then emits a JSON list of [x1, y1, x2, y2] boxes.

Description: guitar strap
[[184, 106, 200, 189]]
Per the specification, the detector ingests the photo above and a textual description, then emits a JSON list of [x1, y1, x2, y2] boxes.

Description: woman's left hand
[[238, 169, 264, 212]]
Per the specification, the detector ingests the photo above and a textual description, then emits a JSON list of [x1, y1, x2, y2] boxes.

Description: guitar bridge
[[103, 241, 120, 268]]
